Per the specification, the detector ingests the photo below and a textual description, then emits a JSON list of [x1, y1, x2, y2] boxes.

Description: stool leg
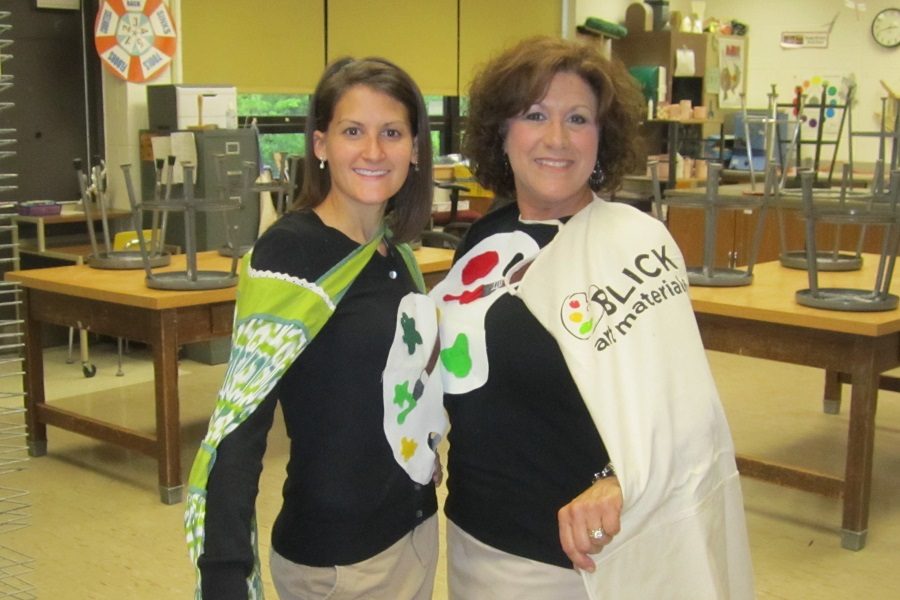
[[80, 329, 96, 378], [800, 170, 820, 294], [116, 337, 124, 377], [701, 164, 721, 278], [66, 327, 75, 364]]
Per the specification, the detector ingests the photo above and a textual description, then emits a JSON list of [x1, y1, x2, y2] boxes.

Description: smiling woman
[[185, 57, 444, 600], [298, 57, 434, 243], [312, 84, 417, 240], [503, 72, 600, 220], [436, 35, 755, 600]]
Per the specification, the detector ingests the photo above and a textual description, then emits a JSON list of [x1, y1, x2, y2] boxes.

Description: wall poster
[[718, 36, 746, 109], [791, 74, 856, 137]]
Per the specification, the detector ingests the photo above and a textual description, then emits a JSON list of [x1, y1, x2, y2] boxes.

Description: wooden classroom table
[[689, 254, 900, 550], [7, 247, 453, 504]]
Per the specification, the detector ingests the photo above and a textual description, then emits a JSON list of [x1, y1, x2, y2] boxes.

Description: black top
[[199, 210, 437, 599], [444, 203, 610, 569]]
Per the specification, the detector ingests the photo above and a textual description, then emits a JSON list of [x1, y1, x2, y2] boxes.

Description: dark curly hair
[[294, 57, 433, 243], [463, 36, 645, 199]]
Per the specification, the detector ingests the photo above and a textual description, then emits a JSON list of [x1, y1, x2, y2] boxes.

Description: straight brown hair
[[294, 57, 433, 243]]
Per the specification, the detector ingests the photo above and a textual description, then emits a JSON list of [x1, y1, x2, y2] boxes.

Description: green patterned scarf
[[185, 230, 424, 599]]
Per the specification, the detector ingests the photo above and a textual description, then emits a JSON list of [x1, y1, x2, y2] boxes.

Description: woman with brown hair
[[431, 36, 754, 599], [186, 57, 446, 600]]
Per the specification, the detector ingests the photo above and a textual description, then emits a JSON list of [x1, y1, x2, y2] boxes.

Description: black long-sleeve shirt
[[444, 203, 610, 569], [199, 210, 437, 599]]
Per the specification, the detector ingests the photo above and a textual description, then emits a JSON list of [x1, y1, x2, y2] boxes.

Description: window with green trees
[[237, 94, 309, 173]]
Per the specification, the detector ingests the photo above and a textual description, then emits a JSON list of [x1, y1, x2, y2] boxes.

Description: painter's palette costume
[[382, 292, 447, 484], [429, 231, 540, 394]]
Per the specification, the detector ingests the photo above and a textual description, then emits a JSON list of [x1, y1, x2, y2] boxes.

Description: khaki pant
[[269, 515, 438, 600], [446, 519, 589, 600]]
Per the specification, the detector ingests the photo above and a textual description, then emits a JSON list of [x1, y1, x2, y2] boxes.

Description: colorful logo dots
[[561, 292, 596, 339], [569, 299, 583, 321]]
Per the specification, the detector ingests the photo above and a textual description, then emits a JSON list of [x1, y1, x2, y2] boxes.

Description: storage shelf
[[0, 10, 32, 598]]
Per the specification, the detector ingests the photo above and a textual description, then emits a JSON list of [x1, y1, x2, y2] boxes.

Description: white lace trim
[[246, 265, 335, 310]]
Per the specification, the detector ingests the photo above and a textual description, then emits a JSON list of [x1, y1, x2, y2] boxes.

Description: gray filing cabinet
[[139, 128, 260, 252]]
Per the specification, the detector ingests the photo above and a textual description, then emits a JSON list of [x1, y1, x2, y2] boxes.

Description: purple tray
[[18, 202, 62, 216]]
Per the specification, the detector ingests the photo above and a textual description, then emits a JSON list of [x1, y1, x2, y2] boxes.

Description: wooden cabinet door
[[666, 206, 737, 269]]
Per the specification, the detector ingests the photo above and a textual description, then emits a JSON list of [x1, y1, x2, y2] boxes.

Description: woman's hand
[[557, 476, 623, 572]]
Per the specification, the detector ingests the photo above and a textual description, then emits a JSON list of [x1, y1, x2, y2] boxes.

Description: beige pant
[[269, 515, 438, 600], [446, 519, 589, 600]]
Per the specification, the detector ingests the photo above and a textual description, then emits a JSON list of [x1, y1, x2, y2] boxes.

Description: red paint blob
[[461, 251, 499, 285]]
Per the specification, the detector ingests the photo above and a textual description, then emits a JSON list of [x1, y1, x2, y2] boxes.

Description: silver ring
[[588, 527, 605, 541]]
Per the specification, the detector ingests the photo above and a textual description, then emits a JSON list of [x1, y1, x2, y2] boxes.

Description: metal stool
[[74, 157, 171, 270], [659, 162, 767, 286], [795, 168, 900, 311], [773, 84, 868, 271], [775, 163, 879, 272], [265, 152, 302, 215], [72, 157, 174, 377], [122, 161, 239, 291]]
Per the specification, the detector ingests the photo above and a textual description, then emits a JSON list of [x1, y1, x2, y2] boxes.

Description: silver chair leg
[[116, 337, 124, 377]]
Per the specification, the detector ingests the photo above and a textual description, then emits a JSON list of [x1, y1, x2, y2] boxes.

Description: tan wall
[[180, 0, 562, 96]]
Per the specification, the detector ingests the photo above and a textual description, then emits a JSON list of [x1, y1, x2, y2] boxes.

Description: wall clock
[[94, 0, 177, 83], [871, 7, 900, 48]]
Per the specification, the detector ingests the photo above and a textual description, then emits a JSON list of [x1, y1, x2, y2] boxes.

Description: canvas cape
[[433, 198, 754, 598]]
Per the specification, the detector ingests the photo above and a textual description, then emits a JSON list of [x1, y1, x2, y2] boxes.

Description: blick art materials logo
[[558, 245, 689, 351]]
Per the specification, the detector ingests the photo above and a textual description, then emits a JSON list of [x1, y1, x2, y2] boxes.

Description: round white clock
[[872, 7, 900, 48]]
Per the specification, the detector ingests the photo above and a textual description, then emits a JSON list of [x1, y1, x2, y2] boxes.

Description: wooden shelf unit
[[612, 30, 708, 108]]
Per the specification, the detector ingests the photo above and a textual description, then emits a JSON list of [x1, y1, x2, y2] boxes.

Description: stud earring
[[319, 158, 326, 170]]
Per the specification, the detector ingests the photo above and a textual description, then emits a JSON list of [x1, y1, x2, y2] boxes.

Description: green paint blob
[[393, 381, 416, 425], [579, 320, 593, 335], [440, 334, 472, 378], [400, 312, 423, 355]]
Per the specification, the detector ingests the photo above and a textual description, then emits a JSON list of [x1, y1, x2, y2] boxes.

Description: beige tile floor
[[3, 341, 900, 599]]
